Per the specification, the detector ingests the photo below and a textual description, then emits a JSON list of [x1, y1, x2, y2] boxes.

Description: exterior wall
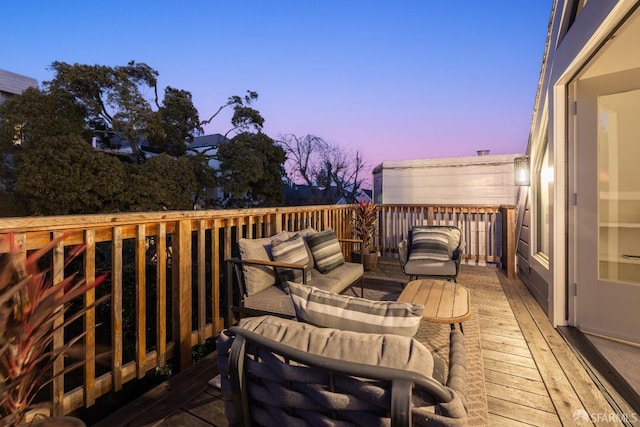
[[372, 153, 521, 206], [517, 0, 640, 328], [0, 69, 38, 105]]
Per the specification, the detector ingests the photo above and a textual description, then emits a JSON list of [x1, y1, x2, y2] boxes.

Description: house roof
[[190, 134, 229, 149]]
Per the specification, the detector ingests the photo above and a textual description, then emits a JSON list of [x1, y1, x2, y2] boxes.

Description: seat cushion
[[306, 228, 345, 273], [403, 258, 458, 277], [271, 234, 311, 284], [234, 315, 435, 375], [288, 282, 424, 337], [320, 261, 363, 289], [238, 231, 290, 296], [409, 228, 451, 261], [243, 285, 295, 317]]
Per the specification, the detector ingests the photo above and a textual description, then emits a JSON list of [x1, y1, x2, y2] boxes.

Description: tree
[[125, 154, 201, 211], [201, 90, 264, 138], [0, 60, 273, 215], [0, 87, 87, 192], [217, 132, 286, 207], [278, 134, 367, 204], [13, 134, 128, 215], [46, 61, 203, 160]]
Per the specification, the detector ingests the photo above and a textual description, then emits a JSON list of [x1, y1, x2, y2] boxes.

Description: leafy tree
[[217, 132, 286, 207], [125, 154, 200, 211], [46, 61, 203, 160], [0, 87, 86, 191], [201, 90, 263, 138], [13, 134, 128, 215], [0, 60, 275, 215], [278, 134, 366, 204], [147, 87, 202, 156]]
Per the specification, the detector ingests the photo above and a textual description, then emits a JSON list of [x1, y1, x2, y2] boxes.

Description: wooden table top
[[397, 279, 471, 324]]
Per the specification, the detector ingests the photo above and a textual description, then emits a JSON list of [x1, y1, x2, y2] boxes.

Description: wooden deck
[[91, 260, 635, 427]]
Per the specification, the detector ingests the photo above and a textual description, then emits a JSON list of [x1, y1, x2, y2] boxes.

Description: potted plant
[[0, 233, 109, 426], [351, 201, 381, 271]]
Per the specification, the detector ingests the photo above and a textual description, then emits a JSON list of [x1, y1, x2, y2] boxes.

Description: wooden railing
[[377, 205, 516, 273], [0, 203, 514, 417]]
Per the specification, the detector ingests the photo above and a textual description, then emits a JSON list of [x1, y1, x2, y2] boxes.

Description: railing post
[[172, 220, 193, 371], [500, 205, 516, 279]]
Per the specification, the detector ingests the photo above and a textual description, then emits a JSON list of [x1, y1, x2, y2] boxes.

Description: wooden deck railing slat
[[111, 226, 124, 392], [84, 229, 97, 407], [135, 224, 146, 379]]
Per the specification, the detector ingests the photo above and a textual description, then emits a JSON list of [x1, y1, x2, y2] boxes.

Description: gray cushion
[[293, 227, 317, 270], [319, 261, 363, 289], [288, 282, 424, 337], [238, 231, 289, 296], [243, 285, 295, 317], [412, 226, 461, 255], [306, 228, 345, 273], [409, 228, 451, 262], [271, 234, 311, 283], [307, 228, 344, 274], [235, 315, 435, 375], [403, 258, 458, 277]]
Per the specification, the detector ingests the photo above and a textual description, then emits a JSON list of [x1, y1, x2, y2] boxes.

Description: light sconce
[[514, 156, 530, 186]]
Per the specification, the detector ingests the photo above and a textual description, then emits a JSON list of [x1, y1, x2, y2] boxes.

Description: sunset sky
[[3, 1, 551, 184]]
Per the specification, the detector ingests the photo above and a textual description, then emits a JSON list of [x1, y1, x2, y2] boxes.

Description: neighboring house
[[518, 0, 640, 399], [372, 151, 522, 205], [283, 181, 372, 206], [0, 69, 37, 106]]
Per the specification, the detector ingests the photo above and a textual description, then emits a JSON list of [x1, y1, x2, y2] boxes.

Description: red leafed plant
[[0, 233, 109, 426], [352, 201, 381, 254]]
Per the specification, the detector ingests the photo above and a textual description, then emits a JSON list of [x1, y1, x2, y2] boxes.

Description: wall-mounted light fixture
[[514, 156, 530, 186]]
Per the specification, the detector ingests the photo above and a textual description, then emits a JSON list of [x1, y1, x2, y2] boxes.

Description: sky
[[2, 1, 551, 184]]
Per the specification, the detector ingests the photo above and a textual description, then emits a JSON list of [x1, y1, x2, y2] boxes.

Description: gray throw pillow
[[288, 281, 424, 337], [271, 234, 311, 284], [238, 231, 289, 296], [306, 228, 344, 273], [409, 228, 451, 262]]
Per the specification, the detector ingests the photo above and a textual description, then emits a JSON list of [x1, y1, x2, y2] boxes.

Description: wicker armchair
[[217, 316, 468, 426], [398, 225, 465, 283]]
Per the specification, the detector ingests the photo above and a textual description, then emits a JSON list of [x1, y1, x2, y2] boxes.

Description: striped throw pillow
[[409, 229, 451, 262], [306, 229, 344, 273], [271, 235, 311, 283], [288, 281, 424, 337]]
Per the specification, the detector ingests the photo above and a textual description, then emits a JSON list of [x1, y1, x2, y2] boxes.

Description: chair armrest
[[232, 257, 309, 271], [398, 239, 409, 267], [452, 241, 466, 261]]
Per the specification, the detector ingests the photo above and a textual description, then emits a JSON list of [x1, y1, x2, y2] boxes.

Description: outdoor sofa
[[225, 228, 364, 326]]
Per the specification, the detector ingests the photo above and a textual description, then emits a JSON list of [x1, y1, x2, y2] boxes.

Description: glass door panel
[[598, 89, 640, 285]]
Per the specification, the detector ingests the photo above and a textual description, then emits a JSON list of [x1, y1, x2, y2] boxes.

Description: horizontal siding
[[380, 162, 519, 205], [0, 69, 38, 96]]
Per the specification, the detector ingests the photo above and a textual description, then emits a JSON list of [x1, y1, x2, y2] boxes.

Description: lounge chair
[[217, 315, 468, 426], [398, 225, 465, 283]]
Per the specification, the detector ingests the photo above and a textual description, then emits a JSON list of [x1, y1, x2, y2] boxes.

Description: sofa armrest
[[446, 330, 468, 410], [231, 257, 309, 272]]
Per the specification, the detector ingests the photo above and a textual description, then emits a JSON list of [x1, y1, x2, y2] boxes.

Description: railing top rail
[[380, 204, 515, 209], [0, 204, 354, 233]]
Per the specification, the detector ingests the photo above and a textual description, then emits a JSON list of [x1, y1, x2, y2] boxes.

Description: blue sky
[[2, 1, 551, 181]]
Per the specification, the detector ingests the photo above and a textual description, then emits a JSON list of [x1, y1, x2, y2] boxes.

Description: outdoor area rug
[[362, 278, 489, 427]]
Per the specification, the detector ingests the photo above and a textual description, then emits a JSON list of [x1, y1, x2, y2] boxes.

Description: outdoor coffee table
[[397, 279, 471, 332]]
